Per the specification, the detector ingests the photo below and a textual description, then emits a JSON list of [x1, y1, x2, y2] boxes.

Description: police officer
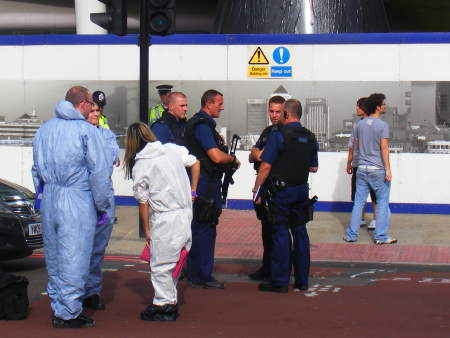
[[148, 84, 173, 126], [92, 91, 110, 129], [184, 89, 240, 289], [151, 92, 188, 145], [253, 99, 318, 293], [248, 95, 285, 281]]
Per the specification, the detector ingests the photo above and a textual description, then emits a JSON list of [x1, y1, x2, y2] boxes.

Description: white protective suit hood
[[135, 139, 166, 161], [133, 141, 195, 213]]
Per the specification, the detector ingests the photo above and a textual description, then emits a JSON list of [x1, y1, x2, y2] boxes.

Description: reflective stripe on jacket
[[148, 103, 165, 125]]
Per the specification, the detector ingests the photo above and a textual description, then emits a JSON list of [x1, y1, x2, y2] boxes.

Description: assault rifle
[[221, 134, 241, 204]]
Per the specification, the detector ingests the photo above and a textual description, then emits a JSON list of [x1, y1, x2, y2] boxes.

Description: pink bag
[[139, 243, 150, 262], [139, 244, 188, 279], [172, 248, 189, 279]]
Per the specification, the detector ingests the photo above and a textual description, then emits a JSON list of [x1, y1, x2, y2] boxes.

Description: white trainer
[[360, 219, 366, 227], [375, 237, 398, 245], [368, 220, 376, 230]]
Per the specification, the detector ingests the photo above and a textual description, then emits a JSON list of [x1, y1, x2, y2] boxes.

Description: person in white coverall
[[123, 122, 200, 322], [32, 86, 112, 329], [83, 102, 120, 310]]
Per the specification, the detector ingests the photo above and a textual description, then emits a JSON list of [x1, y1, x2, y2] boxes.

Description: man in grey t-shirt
[[346, 97, 377, 229], [344, 93, 397, 245]]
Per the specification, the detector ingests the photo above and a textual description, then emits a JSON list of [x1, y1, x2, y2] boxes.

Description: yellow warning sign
[[248, 65, 270, 78], [248, 47, 269, 65]]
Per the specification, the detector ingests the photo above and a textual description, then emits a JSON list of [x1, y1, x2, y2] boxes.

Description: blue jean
[[345, 168, 391, 242]]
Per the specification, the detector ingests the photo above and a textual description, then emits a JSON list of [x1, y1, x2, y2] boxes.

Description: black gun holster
[[253, 202, 266, 220], [254, 203, 274, 224], [304, 203, 315, 223], [267, 179, 316, 225], [194, 196, 222, 225]]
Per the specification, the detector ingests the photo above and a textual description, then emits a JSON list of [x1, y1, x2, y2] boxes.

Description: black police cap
[[156, 84, 173, 95], [93, 91, 107, 107]]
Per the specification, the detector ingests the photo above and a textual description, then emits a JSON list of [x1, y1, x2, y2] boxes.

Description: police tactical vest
[[254, 124, 277, 171], [270, 125, 316, 185], [184, 112, 228, 177], [155, 112, 186, 146]]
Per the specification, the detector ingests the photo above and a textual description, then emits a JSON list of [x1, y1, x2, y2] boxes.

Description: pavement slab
[[108, 207, 450, 265]]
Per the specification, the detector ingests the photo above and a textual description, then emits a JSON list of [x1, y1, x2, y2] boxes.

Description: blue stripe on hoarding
[[1, 33, 450, 46], [115, 196, 450, 215], [115, 195, 138, 206]]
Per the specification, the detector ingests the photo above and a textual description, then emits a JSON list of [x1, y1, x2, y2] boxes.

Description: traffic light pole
[[139, 0, 150, 124], [90, 0, 175, 239], [138, 0, 150, 238]]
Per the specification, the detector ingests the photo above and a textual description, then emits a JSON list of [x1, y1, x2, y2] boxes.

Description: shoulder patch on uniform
[[297, 136, 308, 143]]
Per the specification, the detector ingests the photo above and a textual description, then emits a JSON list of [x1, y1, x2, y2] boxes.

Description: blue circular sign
[[273, 47, 290, 64]]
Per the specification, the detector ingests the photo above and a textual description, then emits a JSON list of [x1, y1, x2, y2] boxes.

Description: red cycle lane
[[1, 263, 449, 338]]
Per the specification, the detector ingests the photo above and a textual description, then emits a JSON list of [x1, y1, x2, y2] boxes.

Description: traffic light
[[90, 0, 127, 36], [148, 0, 176, 36]]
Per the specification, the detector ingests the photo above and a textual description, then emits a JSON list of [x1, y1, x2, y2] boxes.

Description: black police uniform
[[151, 112, 186, 146], [250, 124, 277, 280], [260, 122, 318, 291], [184, 111, 228, 287]]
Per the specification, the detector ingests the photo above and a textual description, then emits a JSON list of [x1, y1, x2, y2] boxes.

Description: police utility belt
[[270, 177, 306, 190]]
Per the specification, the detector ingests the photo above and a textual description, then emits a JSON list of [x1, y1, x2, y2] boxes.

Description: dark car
[[0, 178, 43, 260]]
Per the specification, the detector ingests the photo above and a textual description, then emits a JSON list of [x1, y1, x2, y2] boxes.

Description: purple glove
[[97, 212, 109, 226]]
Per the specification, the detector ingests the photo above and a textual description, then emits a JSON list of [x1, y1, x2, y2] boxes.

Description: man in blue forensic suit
[[248, 95, 285, 281], [32, 86, 112, 328], [184, 89, 240, 289], [82, 100, 120, 311], [253, 99, 318, 293], [151, 92, 188, 145]]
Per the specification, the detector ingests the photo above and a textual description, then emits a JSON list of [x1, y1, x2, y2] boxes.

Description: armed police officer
[[253, 99, 318, 293], [184, 89, 240, 289], [151, 92, 188, 145], [148, 84, 173, 126], [248, 95, 285, 281]]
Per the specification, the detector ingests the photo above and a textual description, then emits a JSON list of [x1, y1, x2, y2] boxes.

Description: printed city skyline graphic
[[0, 80, 448, 153]]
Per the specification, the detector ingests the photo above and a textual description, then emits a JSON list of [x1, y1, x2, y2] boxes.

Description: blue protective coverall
[[84, 126, 120, 299], [32, 101, 112, 320]]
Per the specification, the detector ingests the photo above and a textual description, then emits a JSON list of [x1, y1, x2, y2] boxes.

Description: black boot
[[52, 314, 95, 328], [83, 294, 106, 310], [293, 283, 309, 292], [248, 267, 270, 281], [140, 304, 178, 321], [258, 282, 288, 293]]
